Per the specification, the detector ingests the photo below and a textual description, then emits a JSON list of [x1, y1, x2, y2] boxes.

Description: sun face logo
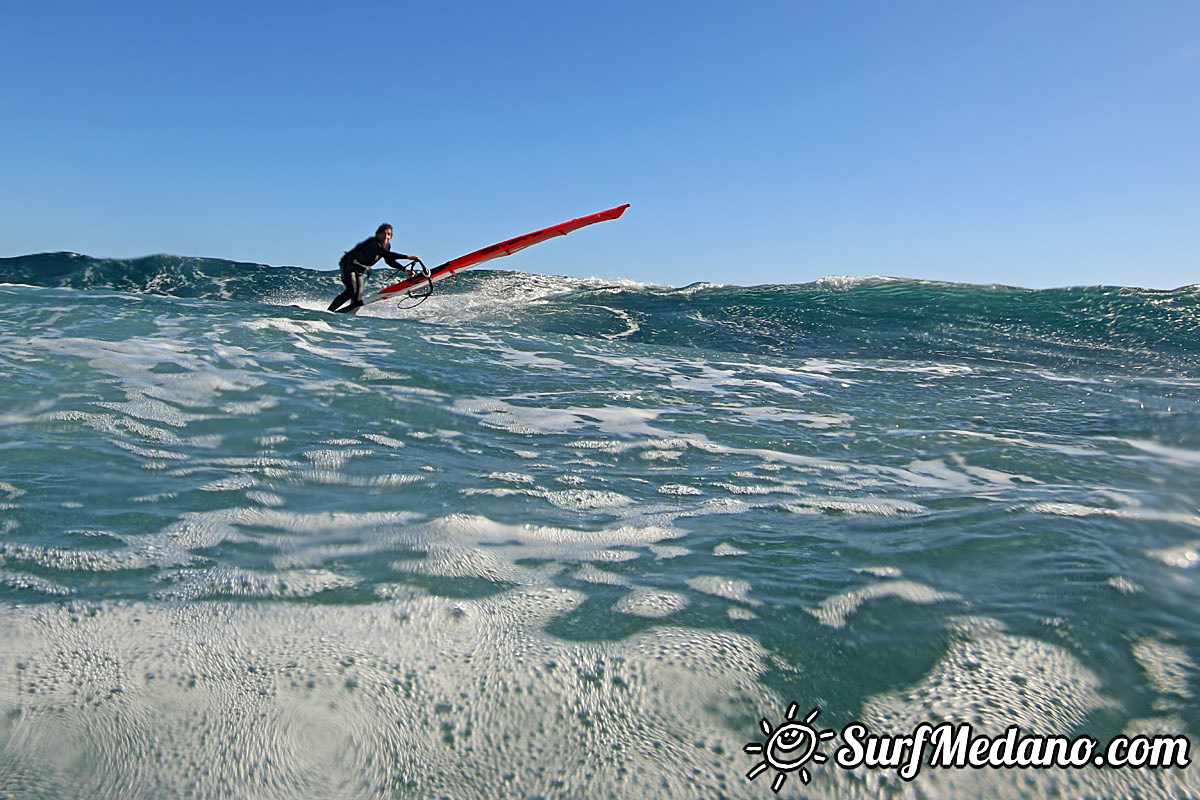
[[744, 703, 837, 792]]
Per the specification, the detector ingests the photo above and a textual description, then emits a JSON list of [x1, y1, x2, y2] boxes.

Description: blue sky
[[2, 1, 1196, 289]]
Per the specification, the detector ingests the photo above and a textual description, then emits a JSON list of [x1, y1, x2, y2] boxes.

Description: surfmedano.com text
[[835, 722, 1191, 781]]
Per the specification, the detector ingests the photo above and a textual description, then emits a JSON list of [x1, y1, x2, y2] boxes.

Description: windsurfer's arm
[[383, 251, 418, 269]]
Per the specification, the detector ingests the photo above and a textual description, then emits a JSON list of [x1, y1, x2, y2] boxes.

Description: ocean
[[1, 252, 1197, 798]]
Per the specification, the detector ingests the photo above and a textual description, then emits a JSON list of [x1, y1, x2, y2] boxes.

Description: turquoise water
[[0, 254, 1197, 798]]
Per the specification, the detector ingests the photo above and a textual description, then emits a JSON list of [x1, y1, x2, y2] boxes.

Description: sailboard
[[354, 203, 630, 310]]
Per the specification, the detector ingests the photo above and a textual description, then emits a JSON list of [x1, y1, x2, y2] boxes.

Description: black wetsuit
[[328, 238, 413, 312]]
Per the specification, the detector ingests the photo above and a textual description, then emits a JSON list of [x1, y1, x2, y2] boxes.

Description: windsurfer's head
[[376, 223, 393, 245]]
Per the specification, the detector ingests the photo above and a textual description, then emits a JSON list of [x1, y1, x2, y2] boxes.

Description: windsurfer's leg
[[347, 270, 366, 309], [328, 266, 357, 312], [328, 290, 351, 312]]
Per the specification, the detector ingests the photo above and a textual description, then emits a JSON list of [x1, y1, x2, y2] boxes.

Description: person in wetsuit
[[327, 223, 421, 312]]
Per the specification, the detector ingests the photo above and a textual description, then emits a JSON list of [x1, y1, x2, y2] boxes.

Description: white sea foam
[[733, 407, 854, 429], [245, 490, 285, 507], [890, 458, 981, 492], [1122, 439, 1200, 467], [649, 545, 690, 560], [783, 496, 927, 516], [0, 594, 777, 798], [452, 397, 671, 438], [0, 540, 158, 574], [492, 345, 569, 370], [573, 564, 631, 586], [241, 317, 338, 336], [485, 471, 535, 485], [809, 580, 960, 628], [861, 615, 1110, 733], [614, 588, 688, 617], [657, 483, 702, 496], [815, 274, 898, 289], [811, 615, 1198, 796], [1132, 638, 1195, 699], [220, 397, 279, 415], [686, 575, 760, 606], [162, 566, 358, 600], [1031, 503, 1200, 530], [198, 474, 256, 492]]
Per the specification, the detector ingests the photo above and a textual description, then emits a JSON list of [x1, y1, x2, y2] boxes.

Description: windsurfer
[[328, 224, 420, 312]]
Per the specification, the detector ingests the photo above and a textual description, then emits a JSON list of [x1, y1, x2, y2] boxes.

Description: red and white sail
[[364, 204, 629, 305]]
